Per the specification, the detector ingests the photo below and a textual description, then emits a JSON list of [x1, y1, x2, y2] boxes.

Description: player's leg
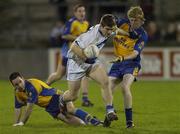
[[100, 77, 120, 105], [88, 64, 118, 122], [102, 76, 121, 127], [81, 76, 94, 107], [62, 80, 82, 102], [109, 76, 121, 94], [120, 74, 135, 128], [62, 58, 87, 102], [57, 112, 85, 125], [46, 55, 66, 85], [66, 102, 102, 126], [45, 94, 84, 125]]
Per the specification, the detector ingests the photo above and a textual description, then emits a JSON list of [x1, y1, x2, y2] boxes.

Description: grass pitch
[[0, 80, 180, 134]]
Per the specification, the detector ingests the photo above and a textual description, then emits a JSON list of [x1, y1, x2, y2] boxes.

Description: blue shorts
[[45, 94, 61, 118], [108, 61, 141, 79]]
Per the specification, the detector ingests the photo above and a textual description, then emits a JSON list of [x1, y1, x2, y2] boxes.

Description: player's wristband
[[85, 58, 96, 64]]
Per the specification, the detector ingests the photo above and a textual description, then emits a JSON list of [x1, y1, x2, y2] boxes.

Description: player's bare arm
[[14, 108, 22, 124], [114, 26, 129, 36], [110, 50, 139, 63], [70, 42, 87, 60], [20, 103, 34, 124], [62, 34, 77, 42]]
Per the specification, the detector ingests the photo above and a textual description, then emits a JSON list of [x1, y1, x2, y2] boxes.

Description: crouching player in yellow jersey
[[9, 72, 103, 127], [106, 6, 148, 128]]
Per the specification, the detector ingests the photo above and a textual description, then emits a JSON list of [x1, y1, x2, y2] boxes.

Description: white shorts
[[67, 59, 100, 81]]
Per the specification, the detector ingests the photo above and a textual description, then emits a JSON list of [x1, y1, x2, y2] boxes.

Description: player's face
[[101, 26, 114, 37], [74, 7, 86, 21], [129, 17, 144, 29], [12, 76, 25, 91]]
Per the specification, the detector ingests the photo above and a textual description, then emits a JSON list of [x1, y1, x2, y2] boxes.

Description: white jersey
[[67, 24, 110, 81], [67, 24, 108, 60]]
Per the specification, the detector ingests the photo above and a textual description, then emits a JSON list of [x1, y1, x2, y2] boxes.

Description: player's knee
[[120, 83, 130, 93], [66, 105, 75, 114], [101, 79, 109, 89]]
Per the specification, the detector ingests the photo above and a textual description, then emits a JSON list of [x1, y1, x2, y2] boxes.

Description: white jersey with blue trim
[[67, 24, 108, 60]]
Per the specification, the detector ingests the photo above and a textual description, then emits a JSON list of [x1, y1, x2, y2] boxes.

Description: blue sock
[[74, 109, 99, 125], [89, 117, 100, 126], [82, 96, 88, 102], [125, 108, 132, 122], [106, 105, 114, 113], [74, 109, 88, 123]]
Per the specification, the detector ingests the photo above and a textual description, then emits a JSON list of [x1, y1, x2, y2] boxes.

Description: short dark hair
[[100, 14, 116, 27], [9, 72, 22, 82], [73, 4, 85, 12]]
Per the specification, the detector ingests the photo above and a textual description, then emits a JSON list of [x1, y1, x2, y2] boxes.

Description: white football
[[83, 45, 100, 58]]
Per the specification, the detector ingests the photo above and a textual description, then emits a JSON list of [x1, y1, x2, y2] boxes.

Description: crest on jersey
[[138, 41, 144, 49]]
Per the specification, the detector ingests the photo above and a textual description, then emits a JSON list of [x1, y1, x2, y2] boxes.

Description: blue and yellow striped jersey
[[61, 17, 89, 57], [113, 18, 148, 62], [15, 79, 62, 108], [63, 17, 89, 37]]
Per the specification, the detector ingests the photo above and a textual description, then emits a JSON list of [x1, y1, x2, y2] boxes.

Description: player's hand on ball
[[83, 45, 99, 58], [13, 122, 24, 127], [109, 56, 124, 63]]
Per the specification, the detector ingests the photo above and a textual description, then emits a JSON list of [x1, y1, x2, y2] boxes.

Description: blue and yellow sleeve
[[116, 18, 129, 27], [25, 81, 38, 103], [63, 17, 75, 35], [134, 29, 148, 53]]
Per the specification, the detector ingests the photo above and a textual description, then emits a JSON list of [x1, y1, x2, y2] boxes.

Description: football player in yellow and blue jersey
[[9, 72, 102, 127], [46, 4, 94, 107], [107, 6, 148, 128]]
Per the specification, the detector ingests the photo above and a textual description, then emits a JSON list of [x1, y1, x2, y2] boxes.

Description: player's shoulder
[[65, 17, 76, 26], [89, 24, 100, 31], [75, 24, 99, 43], [26, 78, 42, 88], [68, 17, 76, 23], [116, 18, 129, 26], [82, 24, 98, 35], [28, 78, 41, 83], [72, 19, 89, 26]]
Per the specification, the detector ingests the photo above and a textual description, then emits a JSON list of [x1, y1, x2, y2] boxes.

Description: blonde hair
[[127, 6, 145, 20]]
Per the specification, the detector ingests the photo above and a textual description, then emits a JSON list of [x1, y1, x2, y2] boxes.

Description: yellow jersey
[[15, 79, 62, 108], [113, 18, 148, 62]]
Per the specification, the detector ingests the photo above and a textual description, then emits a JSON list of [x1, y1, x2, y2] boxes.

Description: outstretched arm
[[115, 26, 129, 36], [62, 34, 77, 42], [13, 103, 34, 126], [13, 108, 22, 125], [20, 103, 34, 124]]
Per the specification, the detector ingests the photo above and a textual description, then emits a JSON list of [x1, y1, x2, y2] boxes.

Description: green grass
[[1, 80, 180, 134]]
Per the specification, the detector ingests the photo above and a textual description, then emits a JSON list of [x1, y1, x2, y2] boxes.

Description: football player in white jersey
[[60, 14, 127, 126]]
